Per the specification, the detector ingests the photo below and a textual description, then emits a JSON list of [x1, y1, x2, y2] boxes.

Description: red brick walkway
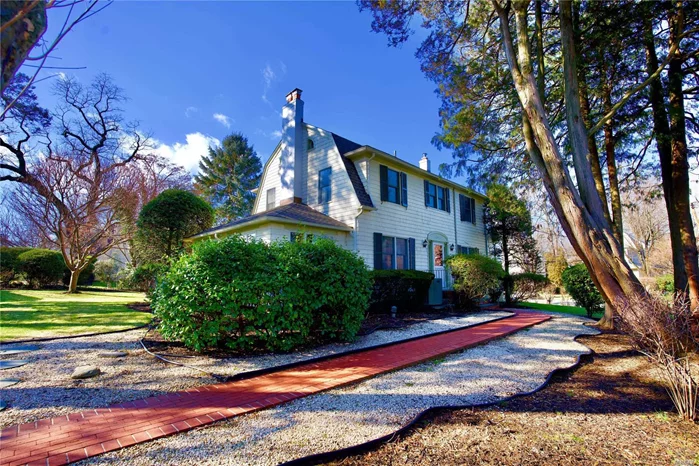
[[0, 310, 549, 466]]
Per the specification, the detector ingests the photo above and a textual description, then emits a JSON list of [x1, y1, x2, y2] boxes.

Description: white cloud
[[213, 113, 232, 128], [261, 61, 287, 106], [154, 132, 221, 173], [185, 106, 198, 118], [271, 130, 282, 139]]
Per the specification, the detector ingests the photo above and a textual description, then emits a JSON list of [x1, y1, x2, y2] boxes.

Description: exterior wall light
[[450, 243, 455, 252], [422, 239, 428, 248]]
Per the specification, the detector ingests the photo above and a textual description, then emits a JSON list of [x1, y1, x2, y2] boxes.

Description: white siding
[[356, 159, 487, 270], [267, 223, 352, 248], [303, 125, 360, 227], [253, 145, 283, 214]]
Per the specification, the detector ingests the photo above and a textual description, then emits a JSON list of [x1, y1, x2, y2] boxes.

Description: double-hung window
[[459, 194, 476, 224], [380, 165, 408, 206], [457, 245, 479, 255], [424, 181, 450, 213], [381, 236, 409, 270], [266, 188, 276, 211], [318, 167, 332, 204]]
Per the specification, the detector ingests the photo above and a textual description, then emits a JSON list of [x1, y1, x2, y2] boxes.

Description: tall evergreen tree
[[194, 133, 262, 224]]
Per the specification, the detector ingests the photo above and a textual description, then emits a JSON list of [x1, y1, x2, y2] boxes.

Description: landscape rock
[[98, 351, 128, 358], [71, 366, 101, 379]]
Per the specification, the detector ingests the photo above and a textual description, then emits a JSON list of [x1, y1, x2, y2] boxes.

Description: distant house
[[187, 89, 489, 289]]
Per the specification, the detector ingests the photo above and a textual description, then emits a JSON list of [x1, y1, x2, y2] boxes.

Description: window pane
[[267, 188, 275, 210], [434, 244, 443, 266], [319, 168, 331, 203], [382, 236, 395, 270], [437, 187, 445, 210], [387, 169, 398, 187], [387, 186, 397, 203], [320, 168, 331, 186], [395, 238, 408, 270]]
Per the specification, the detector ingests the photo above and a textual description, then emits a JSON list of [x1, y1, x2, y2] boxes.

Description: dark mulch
[[324, 331, 699, 466], [142, 309, 479, 359], [126, 302, 152, 313]]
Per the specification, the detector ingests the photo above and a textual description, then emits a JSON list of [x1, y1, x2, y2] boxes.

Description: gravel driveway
[[0, 311, 509, 429], [72, 313, 598, 466]]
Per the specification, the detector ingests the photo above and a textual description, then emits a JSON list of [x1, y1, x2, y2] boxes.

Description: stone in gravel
[[71, 366, 101, 379], [0, 379, 20, 388], [98, 351, 127, 358], [0, 360, 29, 370], [0, 345, 40, 356]]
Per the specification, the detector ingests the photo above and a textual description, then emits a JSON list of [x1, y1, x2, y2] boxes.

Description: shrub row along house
[[186, 89, 489, 291]]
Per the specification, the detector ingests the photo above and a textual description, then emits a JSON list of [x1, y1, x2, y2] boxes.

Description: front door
[[432, 242, 447, 289]]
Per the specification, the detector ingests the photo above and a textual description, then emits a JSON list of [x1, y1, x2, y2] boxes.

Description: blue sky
[[28, 1, 460, 180]]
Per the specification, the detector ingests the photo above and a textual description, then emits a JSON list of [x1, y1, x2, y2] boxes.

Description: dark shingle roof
[[331, 133, 375, 208], [192, 202, 351, 238]]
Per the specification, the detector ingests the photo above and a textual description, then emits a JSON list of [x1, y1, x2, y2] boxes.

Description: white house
[[187, 89, 490, 289]]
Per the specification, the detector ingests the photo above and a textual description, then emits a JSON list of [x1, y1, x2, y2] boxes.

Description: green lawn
[[0, 289, 151, 342], [519, 301, 603, 319]]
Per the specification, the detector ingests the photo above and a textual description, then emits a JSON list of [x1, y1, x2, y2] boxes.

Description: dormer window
[[307, 139, 315, 150]]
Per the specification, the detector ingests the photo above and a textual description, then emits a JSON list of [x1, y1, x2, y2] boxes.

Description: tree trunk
[[1, 1, 47, 94], [667, 3, 699, 310], [603, 88, 624, 248], [503, 234, 511, 305], [534, 0, 546, 102], [497, 0, 647, 330], [68, 269, 81, 293], [643, 15, 687, 294]]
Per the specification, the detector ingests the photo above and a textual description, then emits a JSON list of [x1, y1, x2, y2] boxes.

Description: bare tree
[[624, 190, 670, 276], [1, 74, 152, 292]]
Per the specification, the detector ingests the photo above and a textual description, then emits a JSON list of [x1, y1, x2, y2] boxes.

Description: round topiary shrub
[[17, 249, 65, 288], [152, 235, 371, 352], [561, 263, 604, 317], [446, 253, 505, 309]]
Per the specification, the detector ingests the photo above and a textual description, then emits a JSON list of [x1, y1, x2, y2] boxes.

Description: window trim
[[318, 167, 332, 204]]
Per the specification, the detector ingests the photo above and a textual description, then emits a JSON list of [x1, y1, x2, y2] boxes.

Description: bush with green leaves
[[368, 270, 435, 314], [152, 236, 371, 352], [0, 247, 32, 286], [124, 262, 169, 292], [655, 274, 674, 294], [510, 273, 549, 303], [447, 253, 505, 309], [94, 259, 123, 286], [17, 249, 65, 288], [561, 264, 604, 317]]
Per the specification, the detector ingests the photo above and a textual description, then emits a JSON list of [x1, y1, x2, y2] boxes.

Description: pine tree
[[194, 133, 262, 224]]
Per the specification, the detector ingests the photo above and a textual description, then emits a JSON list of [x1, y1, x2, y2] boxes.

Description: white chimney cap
[[419, 153, 431, 172]]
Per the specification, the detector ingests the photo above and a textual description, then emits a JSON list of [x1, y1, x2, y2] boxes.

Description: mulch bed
[[324, 331, 699, 466]]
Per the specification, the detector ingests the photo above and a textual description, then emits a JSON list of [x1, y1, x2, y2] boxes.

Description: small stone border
[[281, 321, 600, 466], [0, 322, 151, 346]]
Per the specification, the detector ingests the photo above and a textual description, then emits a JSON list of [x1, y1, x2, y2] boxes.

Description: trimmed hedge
[[510, 273, 549, 303], [447, 253, 505, 309], [0, 247, 32, 285], [561, 264, 604, 317], [152, 236, 371, 352], [368, 270, 435, 314], [17, 249, 65, 288]]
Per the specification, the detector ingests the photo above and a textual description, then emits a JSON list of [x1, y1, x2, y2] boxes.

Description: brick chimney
[[278, 88, 305, 203]]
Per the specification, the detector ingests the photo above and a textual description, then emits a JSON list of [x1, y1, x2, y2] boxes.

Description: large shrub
[[94, 259, 123, 285], [123, 262, 169, 292], [655, 274, 674, 294], [561, 264, 604, 317], [510, 273, 549, 303], [447, 253, 505, 309], [0, 247, 32, 286], [17, 249, 65, 288], [545, 253, 568, 293], [368, 270, 435, 314], [152, 236, 371, 352]]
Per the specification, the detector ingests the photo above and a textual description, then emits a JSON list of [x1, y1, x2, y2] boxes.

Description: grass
[[518, 301, 603, 319], [0, 289, 151, 342]]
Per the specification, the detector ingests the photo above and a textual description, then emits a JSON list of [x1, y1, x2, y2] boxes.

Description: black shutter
[[400, 172, 408, 207], [459, 194, 466, 221], [471, 198, 477, 224], [380, 165, 388, 202], [373, 232, 383, 270], [408, 238, 416, 270], [445, 188, 451, 213], [424, 180, 430, 206]]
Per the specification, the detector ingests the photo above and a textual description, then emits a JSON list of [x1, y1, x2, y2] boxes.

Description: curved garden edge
[[0, 322, 152, 346], [281, 322, 601, 466]]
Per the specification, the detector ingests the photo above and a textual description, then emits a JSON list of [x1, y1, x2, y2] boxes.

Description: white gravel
[[76, 313, 599, 466], [0, 311, 509, 428]]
